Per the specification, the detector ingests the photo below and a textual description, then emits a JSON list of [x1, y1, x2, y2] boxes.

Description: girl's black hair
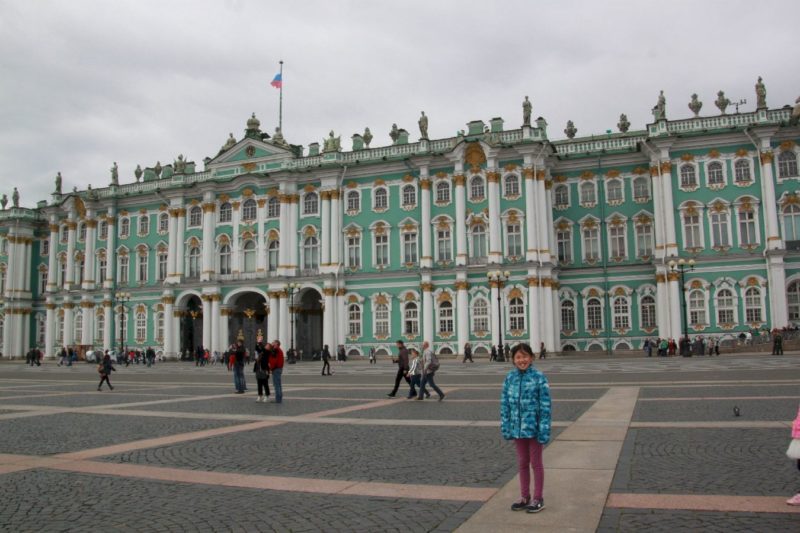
[[511, 343, 535, 358]]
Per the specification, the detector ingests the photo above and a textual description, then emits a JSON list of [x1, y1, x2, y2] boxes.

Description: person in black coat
[[97, 354, 115, 391], [321, 345, 332, 376]]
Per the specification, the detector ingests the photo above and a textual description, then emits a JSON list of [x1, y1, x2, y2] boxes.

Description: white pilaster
[[420, 174, 432, 269], [45, 299, 56, 358], [760, 151, 782, 248], [211, 294, 221, 353], [454, 173, 467, 266], [175, 207, 186, 277], [82, 214, 96, 290], [278, 291, 289, 347], [656, 271, 671, 338], [650, 168, 666, 260], [528, 274, 541, 353], [421, 280, 434, 346], [267, 291, 280, 342], [103, 299, 113, 352], [330, 190, 341, 266], [456, 279, 468, 355], [201, 295, 211, 350], [288, 191, 299, 271], [524, 169, 539, 262], [490, 281, 500, 348], [321, 191, 331, 266], [81, 301, 93, 347], [104, 212, 116, 288], [220, 307, 230, 353], [63, 299, 74, 346], [166, 207, 178, 282], [65, 216, 76, 290], [542, 279, 555, 351], [47, 218, 58, 292], [767, 255, 788, 328], [322, 287, 335, 352], [536, 170, 551, 263], [163, 294, 174, 356], [201, 196, 215, 281], [256, 198, 267, 273], [661, 162, 678, 257], [487, 170, 502, 264], [668, 273, 682, 341]]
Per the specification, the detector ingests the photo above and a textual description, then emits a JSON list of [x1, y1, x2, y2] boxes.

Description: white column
[[256, 198, 267, 273], [23, 239, 32, 292], [524, 170, 539, 262], [288, 192, 299, 271], [330, 190, 341, 266], [456, 280, 469, 355], [105, 214, 116, 288], [4, 235, 16, 298], [63, 300, 75, 346], [487, 171, 502, 264], [661, 162, 678, 257], [201, 200, 215, 281], [210, 294, 221, 352], [421, 281, 434, 346], [277, 194, 288, 274], [760, 151, 781, 248], [454, 174, 467, 266], [19, 311, 30, 357], [231, 202, 241, 273], [536, 171, 551, 263], [420, 176, 432, 269], [278, 291, 289, 346], [167, 208, 178, 281], [171, 309, 181, 355], [266, 292, 278, 342], [163, 296, 174, 356], [337, 289, 347, 348], [543, 175, 556, 261], [542, 279, 555, 351], [201, 295, 211, 350], [2, 312, 12, 358], [767, 256, 788, 328], [82, 302, 94, 346], [103, 299, 113, 352], [47, 220, 58, 291], [668, 273, 682, 341], [45, 301, 56, 358], [175, 207, 186, 277], [322, 287, 335, 351], [65, 218, 76, 290], [321, 191, 331, 266], [220, 307, 230, 353], [490, 281, 500, 347], [82, 216, 97, 290], [528, 275, 541, 352], [650, 168, 666, 260], [656, 272, 671, 339]]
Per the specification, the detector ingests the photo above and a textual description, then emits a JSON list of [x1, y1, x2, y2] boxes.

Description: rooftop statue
[[755, 76, 767, 109], [791, 96, 800, 126], [522, 96, 532, 126], [564, 120, 577, 139], [363, 127, 373, 148], [154, 161, 162, 178], [223, 133, 237, 151], [389, 123, 399, 144], [87, 184, 97, 200], [653, 90, 666, 120], [55, 171, 62, 194], [110, 162, 119, 186], [715, 90, 730, 114], [617, 113, 630, 133], [323, 131, 341, 152], [12, 187, 19, 208], [174, 154, 186, 174], [688, 93, 702, 117], [0, 194, 7, 210], [418, 111, 429, 140], [134, 165, 143, 182], [272, 127, 287, 147]]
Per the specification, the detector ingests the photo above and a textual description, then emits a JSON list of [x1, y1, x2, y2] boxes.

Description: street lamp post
[[668, 258, 695, 357], [487, 270, 511, 362], [116, 292, 131, 362], [287, 282, 300, 364]]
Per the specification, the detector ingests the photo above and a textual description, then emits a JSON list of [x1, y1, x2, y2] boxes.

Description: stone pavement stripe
[[638, 395, 800, 401], [630, 421, 791, 429], [455, 386, 640, 533], [301, 398, 398, 417], [55, 419, 286, 460], [606, 493, 800, 514]]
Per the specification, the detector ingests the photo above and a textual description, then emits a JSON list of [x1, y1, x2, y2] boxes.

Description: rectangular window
[[403, 232, 418, 264], [684, 214, 701, 248], [711, 212, 729, 247], [375, 234, 389, 267], [557, 230, 571, 262], [119, 256, 129, 284], [507, 224, 522, 257], [583, 227, 599, 260], [375, 304, 389, 336], [636, 224, 653, 257], [610, 226, 626, 258], [98, 257, 107, 283], [347, 236, 360, 269], [158, 254, 167, 280], [739, 211, 757, 246], [138, 254, 148, 283], [437, 229, 452, 261], [39, 270, 48, 294]]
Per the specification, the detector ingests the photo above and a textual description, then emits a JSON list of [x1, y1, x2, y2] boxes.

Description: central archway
[[293, 288, 323, 360], [227, 291, 268, 354]]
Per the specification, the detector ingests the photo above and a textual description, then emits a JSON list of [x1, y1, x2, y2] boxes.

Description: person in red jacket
[[269, 340, 285, 403]]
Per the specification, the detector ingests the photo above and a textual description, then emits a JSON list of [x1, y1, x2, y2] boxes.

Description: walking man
[[321, 344, 332, 375], [233, 341, 246, 393], [387, 340, 411, 397], [270, 340, 285, 403], [417, 341, 445, 401], [463, 342, 473, 363]]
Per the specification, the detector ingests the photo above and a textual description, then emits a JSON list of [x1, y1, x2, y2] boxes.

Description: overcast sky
[[1, 0, 797, 207]]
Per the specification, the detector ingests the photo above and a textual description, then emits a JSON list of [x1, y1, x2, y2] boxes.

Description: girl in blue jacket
[[500, 343, 551, 513]]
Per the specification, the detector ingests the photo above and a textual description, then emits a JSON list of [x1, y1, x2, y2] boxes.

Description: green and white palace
[[2, 82, 800, 359]]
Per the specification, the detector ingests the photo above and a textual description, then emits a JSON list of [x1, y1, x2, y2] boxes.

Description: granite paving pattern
[[328, 399, 592, 421], [139, 396, 358, 416], [632, 397, 798, 422], [598, 508, 800, 532]]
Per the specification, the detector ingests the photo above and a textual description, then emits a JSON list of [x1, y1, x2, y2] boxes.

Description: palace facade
[[1, 86, 800, 359]]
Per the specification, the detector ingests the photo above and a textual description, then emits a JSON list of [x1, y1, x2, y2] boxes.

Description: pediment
[[208, 138, 295, 168]]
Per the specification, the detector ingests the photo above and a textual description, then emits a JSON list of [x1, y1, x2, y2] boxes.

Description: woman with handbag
[[254, 343, 271, 403], [787, 405, 800, 505]]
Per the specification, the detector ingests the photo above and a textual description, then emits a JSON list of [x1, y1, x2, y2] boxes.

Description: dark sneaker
[[526, 499, 544, 513], [510, 497, 530, 511]]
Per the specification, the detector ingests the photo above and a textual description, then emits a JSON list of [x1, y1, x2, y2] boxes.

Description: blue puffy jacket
[[500, 366, 551, 443]]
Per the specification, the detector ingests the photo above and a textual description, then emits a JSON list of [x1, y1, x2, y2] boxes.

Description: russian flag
[[270, 73, 282, 89]]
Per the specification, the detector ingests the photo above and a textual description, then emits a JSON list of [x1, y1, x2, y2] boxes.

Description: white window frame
[[188, 206, 203, 227], [503, 174, 520, 198], [679, 163, 698, 189], [586, 297, 603, 330], [580, 182, 596, 206], [561, 300, 576, 332], [469, 176, 485, 201], [632, 177, 650, 201], [346, 233, 361, 269], [348, 303, 362, 338], [471, 297, 489, 333], [241, 199, 257, 222], [402, 185, 417, 208], [218, 203, 232, 224], [612, 296, 630, 329], [554, 184, 570, 208], [138, 214, 149, 236], [373, 187, 389, 211], [404, 301, 419, 336], [267, 196, 280, 218], [303, 192, 319, 216], [346, 190, 361, 213], [435, 181, 451, 204], [640, 295, 656, 329], [438, 300, 454, 334], [733, 158, 752, 184], [715, 287, 736, 325], [508, 296, 525, 331], [119, 218, 130, 238], [606, 179, 624, 204], [778, 150, 799, 179], [706, 160, 726, 187]]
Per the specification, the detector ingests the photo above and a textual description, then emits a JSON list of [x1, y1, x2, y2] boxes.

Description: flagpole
[[278, 60, 284, 133]]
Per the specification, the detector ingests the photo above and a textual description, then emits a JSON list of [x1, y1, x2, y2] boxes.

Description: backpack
[[427, 352, 440, 373]]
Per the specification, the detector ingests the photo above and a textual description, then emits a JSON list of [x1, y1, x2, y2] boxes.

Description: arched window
[[504, 175, 520, 197], [374, 188, 388, 210], [734, 159, 751, 183], [219, 244, 231, 275], [348, 304, 362, 337], [303, 236, 319, 270], [707, 161, 724, 185], [509, 297, 525, 330], [633, 177, 650, 200], [137, 252, 148, 283], [402, 185, 416, 207], [375, 303, 389, 336], [783, 204, 800, 241], [436, 181, 450, 203], [438, 301, 454, 334], [606, 180, 623, 202], [267, 240, 279, 272], [138, 215, 149, 235], [580, 182, 596, 205], [554, 185, 569, 207], [74, 313, 83, 344], [347, 190, 360, 212], [267, 196, 280, 218], [242, 240, 256, 272], [158, 212, 169, 233], [744, 287, 762, 323], [609, 224, 626, 258], [218, 202, 232, 223], [470, 176, 485, 200], [119, 218, 130, 238], [241, 199, 257, 221], [136, 311, 147, 342], [561, 300, 575, 332], [404, 302, 419, 336], [640, 296, 656, 328], [636, 221, 653, 258], [680, 164, 697, 188], [189, 206, 202, 227], [187, 246, 200, 278], [778, 151, 799, 178], [304, 192, 319, 215], [471, 224, 487, 259], [689, 289, 706, 325], [587, 298, 603, 330], [716, 288, 735, 324], [612, 296, 629, 329], [788, 281, 800, 322], [472, 298, 489, 332]]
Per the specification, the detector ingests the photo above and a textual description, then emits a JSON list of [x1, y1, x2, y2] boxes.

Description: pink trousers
[[514, 438, 544, 501]]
